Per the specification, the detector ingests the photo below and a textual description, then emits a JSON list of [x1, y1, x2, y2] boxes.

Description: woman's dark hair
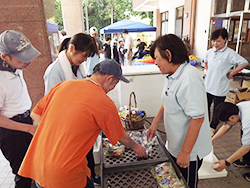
[[150, 34, 189, 64], [215, 102, 239, 122], [58, 33, 96, 57], [211, 28, 228, 40], [58, 37, 71, 53]]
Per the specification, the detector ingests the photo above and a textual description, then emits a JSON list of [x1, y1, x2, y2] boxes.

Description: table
[[100, 130, 189, 188]]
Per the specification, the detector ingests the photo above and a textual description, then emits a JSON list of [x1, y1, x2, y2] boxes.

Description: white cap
[[90, 27, 98, 34]]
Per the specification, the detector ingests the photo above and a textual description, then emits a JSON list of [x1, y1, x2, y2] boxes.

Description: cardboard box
[[225, 87, 250, 104], [242, 80, 250, 88]]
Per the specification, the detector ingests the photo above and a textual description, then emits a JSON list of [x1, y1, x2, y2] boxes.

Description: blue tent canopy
[[46, 22, 58, 35], [100, 19, 156, 34]]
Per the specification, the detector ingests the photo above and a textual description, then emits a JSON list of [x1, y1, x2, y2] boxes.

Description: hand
[[147, 125, 157, 140], [28, 125, 38, 135], [227, 71, 233, 79], [213, 160, 226, 172], [177, 150, 190, 168], [133, 143, 147, 158]]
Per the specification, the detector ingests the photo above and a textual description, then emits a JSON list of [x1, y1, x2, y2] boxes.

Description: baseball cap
[[0, 30, 41, 63], [89, 27, 98, 34], [99, 59, 129, 83]]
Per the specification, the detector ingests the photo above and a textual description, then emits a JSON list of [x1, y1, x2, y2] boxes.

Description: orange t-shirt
[[18, 79, 125, 188]]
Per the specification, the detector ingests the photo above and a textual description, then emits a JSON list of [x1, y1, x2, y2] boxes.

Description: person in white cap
[[18, 59, 147, 188], [83, 27, 104, 77], [0, 30, 40, 187], [89, 26, 103, 54]]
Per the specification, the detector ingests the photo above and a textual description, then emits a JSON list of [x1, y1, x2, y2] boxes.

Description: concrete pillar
[[0, 0, 52, 108], [61, 0, 84, 36], [183, 0, 197, 50], [153, 9, 161, 38]]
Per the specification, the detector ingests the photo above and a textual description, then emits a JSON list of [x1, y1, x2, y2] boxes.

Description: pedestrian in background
[[111, 33, 120, 63], [84, 27, 103, 77], [122, 29, 133, 66], [118, 40, 125, 66], [103, 37, 111, 59]]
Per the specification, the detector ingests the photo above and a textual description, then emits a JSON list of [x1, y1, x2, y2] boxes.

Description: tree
[[54, 0, 153, 31], [55, 0, 64, 31]]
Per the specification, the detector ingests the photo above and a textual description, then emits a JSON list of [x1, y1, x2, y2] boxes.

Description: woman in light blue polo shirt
[[147, 34, 212, 188], [204, 28, 249, 135]]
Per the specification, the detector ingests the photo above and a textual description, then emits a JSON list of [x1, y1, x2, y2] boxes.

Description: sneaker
[[243, 172, 250, 182], [93, 175, 101, 185], [233, 159, 250, 168]]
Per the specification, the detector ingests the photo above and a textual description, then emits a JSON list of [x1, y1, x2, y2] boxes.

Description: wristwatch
[[225, 159, 231, 166]]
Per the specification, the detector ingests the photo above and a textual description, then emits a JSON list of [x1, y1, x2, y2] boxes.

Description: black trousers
[[86, 147, 96, 178], [0, 115, 33, 188], [207, 92, 226, 129], [170, 155, 203, 188]]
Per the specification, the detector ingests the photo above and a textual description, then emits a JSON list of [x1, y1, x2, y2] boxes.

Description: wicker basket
[[121, 92, 146, 130]]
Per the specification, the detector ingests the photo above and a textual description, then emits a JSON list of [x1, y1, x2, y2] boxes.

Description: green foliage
[[54, 0, 153, 31], [55, 0, 64, 31]]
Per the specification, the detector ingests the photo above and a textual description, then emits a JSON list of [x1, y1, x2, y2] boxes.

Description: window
[[214, 0, 227, 14], [161, 11, 168, 36], [231, 0, 245, 12], [228, 20, 249, 42], [175, 6, 184, 38]]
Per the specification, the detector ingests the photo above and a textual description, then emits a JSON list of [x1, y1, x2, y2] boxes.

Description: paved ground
[[0, 77, 249, 188]]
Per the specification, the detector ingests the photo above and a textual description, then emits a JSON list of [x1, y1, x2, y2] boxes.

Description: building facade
[[133, 0, 250, 62]]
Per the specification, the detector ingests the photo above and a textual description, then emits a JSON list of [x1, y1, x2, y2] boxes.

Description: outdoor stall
[[100, 128, 188, 188], [107, 65, 164, 117]]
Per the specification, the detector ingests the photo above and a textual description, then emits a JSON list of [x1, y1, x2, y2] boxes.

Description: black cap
[[99, 59, 129, 83]]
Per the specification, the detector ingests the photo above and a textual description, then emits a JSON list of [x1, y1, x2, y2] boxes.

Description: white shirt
[[204, 46, 248, 96], [162, 63, 212, 160], [0, 70, 31, 118], [124, 34, 133, 50], [237, 101, 250, 146]]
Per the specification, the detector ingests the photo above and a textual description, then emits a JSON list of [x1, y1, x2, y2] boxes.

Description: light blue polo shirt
[[83, 53, 100, 76], [237, 101, 250, 147], [204, 46, 248, 96], [162, 63, 212, 161]]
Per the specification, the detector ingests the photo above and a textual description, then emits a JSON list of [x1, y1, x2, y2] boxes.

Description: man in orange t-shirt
[[18, 59, 147, 188]]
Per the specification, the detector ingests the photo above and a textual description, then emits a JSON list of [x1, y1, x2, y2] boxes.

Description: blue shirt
[[44, 59, 85, 95], [204, 46, 248, 96], [162, 63, 212, 161], [83, 54, 100, 76]]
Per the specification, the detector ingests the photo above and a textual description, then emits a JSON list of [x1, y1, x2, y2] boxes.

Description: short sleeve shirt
[[162, 63, 212, 160], [204, 46, 248, 96], [19, 79, 125, 188], [83, 54, 100, 76], [0, 70, 31, 118], [124, 34, 133, 50], [237, 101, 250, 146], [96, 39, 103, 51]]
